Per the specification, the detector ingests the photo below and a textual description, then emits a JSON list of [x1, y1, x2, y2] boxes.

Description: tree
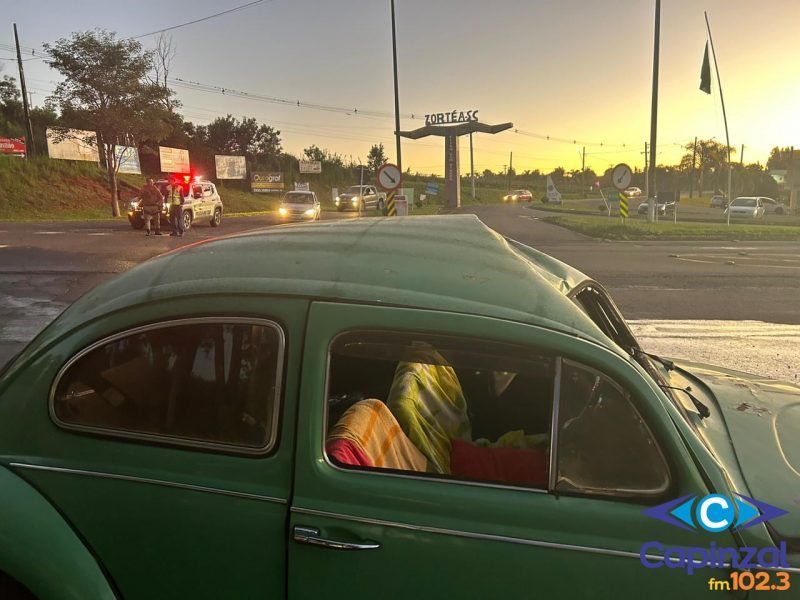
[[303, 145, 325, 162], [366, 143, 387, 173], [204, 114, 282, 168], [149, 33, 178, 112], [766, 147, 800, 171], [0, 74, 19, 104], [45, 29, 174, 216], [680, 139, 734, 193]]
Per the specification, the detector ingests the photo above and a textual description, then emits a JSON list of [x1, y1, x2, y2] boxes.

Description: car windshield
[[733, 198, 757, 207], [345, 186, 365, 194], [283, 193, 314, 204]]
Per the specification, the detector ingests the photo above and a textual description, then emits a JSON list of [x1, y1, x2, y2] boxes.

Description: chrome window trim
[[11, 462, 287, 504], [291, 506, 668, 564], [49, 316, 285, 457], [547, 357, 562, 490], [321, 329, 549, 495]]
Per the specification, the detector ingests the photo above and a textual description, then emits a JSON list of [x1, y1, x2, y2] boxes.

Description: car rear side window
[[51, 319, 284, 454], [324, 331, 670, 497]]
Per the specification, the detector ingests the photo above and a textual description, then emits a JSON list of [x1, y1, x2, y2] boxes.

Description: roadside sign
[[0, 137, 26, 156], [619, 194, 629, 221], [425, 182, 439, 196], [395, 194, 408, 216], [386, 190, 397, 216], [299, 161, 322, 174], [377, 163, 402, 191], [251, 172, 283, 193], [611, 163, 633, 191], [295, 182, 310, 191]]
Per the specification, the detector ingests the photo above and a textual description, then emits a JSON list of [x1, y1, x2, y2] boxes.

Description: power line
[[131, 0, 268, 39]]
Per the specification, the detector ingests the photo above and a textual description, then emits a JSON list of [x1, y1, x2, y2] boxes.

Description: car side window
[[555, 360, 669, 497], [203, 185, 213, 197], [325, 331, 669, 496], [52, 319, 284, 453]]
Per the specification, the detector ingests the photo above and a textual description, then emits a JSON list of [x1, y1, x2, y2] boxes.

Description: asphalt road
[[1, 203, 798, 382]]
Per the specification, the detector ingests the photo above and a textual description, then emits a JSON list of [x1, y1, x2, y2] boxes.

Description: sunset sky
[[3, 0, 799, 175]]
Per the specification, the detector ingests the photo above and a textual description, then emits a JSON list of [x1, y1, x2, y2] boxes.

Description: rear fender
[[0, 466, 115, 600]]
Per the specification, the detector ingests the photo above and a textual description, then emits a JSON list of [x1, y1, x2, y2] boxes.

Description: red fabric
[[449, 439, 548, 487], [326, 438, 374, 468]]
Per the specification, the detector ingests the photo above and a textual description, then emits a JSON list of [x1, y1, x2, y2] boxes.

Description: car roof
[[25, 215, 619, 357]]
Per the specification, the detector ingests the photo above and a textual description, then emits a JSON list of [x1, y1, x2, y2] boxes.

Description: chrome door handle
[[293, 525, 380, 551]]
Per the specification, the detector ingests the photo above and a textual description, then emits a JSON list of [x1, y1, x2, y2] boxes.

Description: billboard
[[115, 145, 141, 174], [159, 146, 190, 173], [215, 155, 247, 179], [251, 172, 284, 193], [46, 128, 100, 162], [0, 137, 25, 156], [299, 160, 322, 174]]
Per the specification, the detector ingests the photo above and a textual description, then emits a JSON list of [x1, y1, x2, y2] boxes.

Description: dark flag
[[700, 41, 712, 94]]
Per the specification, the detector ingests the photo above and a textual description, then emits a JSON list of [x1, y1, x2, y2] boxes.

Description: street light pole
[[390, 0, 402, 173], [647, 0, 661, 223]]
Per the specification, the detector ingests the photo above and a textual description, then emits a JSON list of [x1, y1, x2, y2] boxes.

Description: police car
[[128, 178, 224, 231]]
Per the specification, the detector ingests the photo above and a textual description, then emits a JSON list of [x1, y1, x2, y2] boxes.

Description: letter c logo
[[697, 495, 733, 532]]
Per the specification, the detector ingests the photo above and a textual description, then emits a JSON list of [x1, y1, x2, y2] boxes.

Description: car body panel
[[288, 301, 734, 598], [0, 466, 116, 600], [0, 295, 307, 599], [670, 359, 800, 545], [726, 197, 765, 219]]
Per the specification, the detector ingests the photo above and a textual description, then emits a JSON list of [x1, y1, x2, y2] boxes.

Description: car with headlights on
[[335, 185, 386, 212], [278, 191, 320, 222], [725, 196, 766, 219], [0, 216, 797, 599], [503, 189, 533, 202], [624, 187, 642, 198]]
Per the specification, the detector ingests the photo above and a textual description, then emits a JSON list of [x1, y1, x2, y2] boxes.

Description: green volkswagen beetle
[[0, 216, 796, 599]]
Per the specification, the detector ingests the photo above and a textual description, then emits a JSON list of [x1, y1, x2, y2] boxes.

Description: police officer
[[168, 179, 185, 237], [139, 179, 163, 236]]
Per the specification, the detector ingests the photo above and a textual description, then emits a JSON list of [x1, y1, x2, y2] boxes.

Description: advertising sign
[[159, 146, 190, 173], [294, 182, 310, 191], [425, 182, 439, 196], [46, 128, 99, 162], [299, 161, 322, 174], [0, 137, 26, 156], [215, 155, 247, 179], [115, 145, 141, 174], [251, 171, 283, 193]]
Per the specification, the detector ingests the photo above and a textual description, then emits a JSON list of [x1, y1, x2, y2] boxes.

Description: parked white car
[[725, 197, 765, 219]]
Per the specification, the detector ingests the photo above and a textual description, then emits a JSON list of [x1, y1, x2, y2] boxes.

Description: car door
[[365, 186, 377, 209], [288, 302, 736, 598], [11, 296, 306, 599]]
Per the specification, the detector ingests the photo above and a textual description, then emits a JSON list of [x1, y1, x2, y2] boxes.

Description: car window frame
[[321, 328, 672, 500], [48, 316, 286, 456]]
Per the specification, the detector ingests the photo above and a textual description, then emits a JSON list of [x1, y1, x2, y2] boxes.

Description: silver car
[[278, 191, 320, 222], [725, 197, 766, 219]]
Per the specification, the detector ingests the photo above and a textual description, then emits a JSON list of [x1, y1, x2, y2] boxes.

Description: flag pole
[[704, 11, 732, 226]]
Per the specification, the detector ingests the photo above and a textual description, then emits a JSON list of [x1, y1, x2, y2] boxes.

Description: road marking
[[0, 245, 8, 249], [87, 232, 112, 236], [34, 231, 65, 235], [673, 253, 800, 270], [518, 215, 538, 221]]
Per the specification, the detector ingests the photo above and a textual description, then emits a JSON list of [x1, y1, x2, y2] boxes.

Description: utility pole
[[644, 142, 649, 201], [740, 144, 744, 165], [790, 146, 796, 213], [507, 151, 513, 192], [581, 145, 586, 198], [647, 0, 661, 222], [14, 23, 35, 157], [390, 0, 402, 173], [469, 132, 475, 200], [689, 137, 697, 198]]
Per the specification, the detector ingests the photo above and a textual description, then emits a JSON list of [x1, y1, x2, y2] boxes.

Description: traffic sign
[[620, 195, 629, 220], [611, 163, 633, 191], [377, 163, 402, 191], [386, 191, 397, 216]]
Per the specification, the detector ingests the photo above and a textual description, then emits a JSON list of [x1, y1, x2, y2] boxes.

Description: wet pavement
[[2, 205, 799, 384]]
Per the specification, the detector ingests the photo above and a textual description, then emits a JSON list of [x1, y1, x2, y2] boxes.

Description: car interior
[[326, 332, 554, 489]]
